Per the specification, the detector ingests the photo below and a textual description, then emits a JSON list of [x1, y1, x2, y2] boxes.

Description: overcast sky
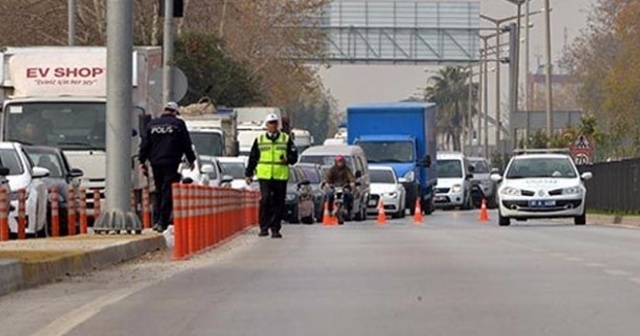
[[318, 0, 596, 115]]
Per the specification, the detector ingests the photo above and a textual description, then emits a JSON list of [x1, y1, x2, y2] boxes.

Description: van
[[434, 152, 474, 210], [298, 145, 371, 221]]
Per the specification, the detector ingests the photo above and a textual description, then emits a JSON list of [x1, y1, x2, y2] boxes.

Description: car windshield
[[4, 102, 106, 150], [288, 168, 299, 183], [370, 169, 396, 183], [358, 141, 414, 163], [190, 132, 224, 157], [297, 167, 320, 184], [24, 149, 64, 178], [470, 159, 490, 174], [0, 148, 24, 175], [437, 159, 463, 178], [299, 155, 355, 170], [219, 162, 245, 179], [506, 157, 578, 178]]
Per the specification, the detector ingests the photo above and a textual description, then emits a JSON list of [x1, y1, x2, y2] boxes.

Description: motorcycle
[[330, 185, 353, 225]]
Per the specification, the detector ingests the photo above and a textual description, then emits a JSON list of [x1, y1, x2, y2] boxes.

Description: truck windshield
[[4, 102, 106, 150], [437, 159, 463, 178], [190, 132, 223, 157], [358, 141, 414, 163]]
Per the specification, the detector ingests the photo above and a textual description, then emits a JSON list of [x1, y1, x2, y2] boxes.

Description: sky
[[317, 0, 596, 116]]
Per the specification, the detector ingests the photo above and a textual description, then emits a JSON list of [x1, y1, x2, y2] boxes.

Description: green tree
[[173, 33, 263, 106], [424, 67, 477, 151]]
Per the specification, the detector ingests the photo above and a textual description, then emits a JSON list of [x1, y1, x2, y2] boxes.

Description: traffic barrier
[[142, 186, 151, 229], [17, 189, 26, 240], [0, 186, 8, 241], [479, 198, 489, 223], [171, 184, 259, 260], [376, 199, 387, 225], [93, 189, 101, 220], [79, 187, 88, 234], [67, 186, 76, 236], [413, 199, 423, 225], [50, 187, 60, 237]]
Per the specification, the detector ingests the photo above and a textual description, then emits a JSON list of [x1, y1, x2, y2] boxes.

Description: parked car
[[434, 152, 474, 210], [367, 165, 406, 218], [468, 156, 497, 208], [491, 149, 592, 226], [217, 156, 248, 189], [23, 146, 84, 236], [298, 145, 371, 221], [0, 142, 49, 236], [285, 166, 310, 224], [294, 162, 326, 222]]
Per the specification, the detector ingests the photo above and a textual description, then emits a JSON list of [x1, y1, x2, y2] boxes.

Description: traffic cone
[[479, 198, 489, 223], [322, 200, 333, 226], [413, 199, 423, 225], [376, 199, 387, 225], [330, 201, 339, 225]]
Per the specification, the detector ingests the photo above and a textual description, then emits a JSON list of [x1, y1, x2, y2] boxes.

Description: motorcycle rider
[[323, 155, 356, 215]]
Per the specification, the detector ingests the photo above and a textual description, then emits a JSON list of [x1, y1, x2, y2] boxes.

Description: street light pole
[[68, 0, 75, 45], [544, 0, 554, 137], [483, 48, 490, 158], [524, 0, 531, 145], [467, 65, 474, 152], [163, 0, 175, 106]]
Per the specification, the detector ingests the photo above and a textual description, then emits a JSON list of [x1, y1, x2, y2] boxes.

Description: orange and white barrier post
[[172, 183, 186, 260], [142, 186, 151, 229], [17, 189, 26, 239], [93, 189, 101, 221], [67, 186, 76, 235], [187, 184, 196, 256], [0, 186, 8, 241], [50, 187, 60, 237], [79, 187, 88, 234]]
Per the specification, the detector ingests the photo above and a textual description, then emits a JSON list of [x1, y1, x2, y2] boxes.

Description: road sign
[[569, 133, 595, 165], [574, 152, 590, 166]]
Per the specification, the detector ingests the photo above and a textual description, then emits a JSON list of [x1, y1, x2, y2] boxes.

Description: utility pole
[[483, 48, 489, 159], [68, 0, 76, 45], [506, 23, 518, 150], [95, 0, 141, 232], [163, 0, 175, 105], [544, 0, 554, 137], [524, 0, 531, 145], [467, 65, 474, 153]]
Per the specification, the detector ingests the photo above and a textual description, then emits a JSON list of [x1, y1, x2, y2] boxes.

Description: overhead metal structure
[[299, 1, 480, 64]]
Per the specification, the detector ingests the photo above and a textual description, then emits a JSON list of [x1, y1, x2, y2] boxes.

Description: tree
[[424, 67, 477, 151]]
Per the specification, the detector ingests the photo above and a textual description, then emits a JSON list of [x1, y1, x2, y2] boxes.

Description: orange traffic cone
[[330, 201, 339, 225], [322, 201, 333, 226], [376, 199, 387, 225], [479, 198, 489, 223], [413, 199, 423, 224]]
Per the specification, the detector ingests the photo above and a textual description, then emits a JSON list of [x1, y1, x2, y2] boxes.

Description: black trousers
[[259, 179, 288, 234], [152, 163, 181, 229]]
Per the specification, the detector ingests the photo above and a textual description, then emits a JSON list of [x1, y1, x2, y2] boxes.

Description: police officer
[[245, 113, 298, 238], [139, 102, 196, 232]]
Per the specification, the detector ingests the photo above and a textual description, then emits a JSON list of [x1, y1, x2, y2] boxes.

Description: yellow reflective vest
[[256, 133, 290, 180]]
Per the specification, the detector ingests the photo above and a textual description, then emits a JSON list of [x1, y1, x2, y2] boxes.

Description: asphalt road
[[5, 210, 640, 336]]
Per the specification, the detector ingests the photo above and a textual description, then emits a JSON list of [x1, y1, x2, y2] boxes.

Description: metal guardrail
[[578, 158, 640, 213]]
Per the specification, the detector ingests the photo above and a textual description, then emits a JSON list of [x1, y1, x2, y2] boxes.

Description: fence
[[171, 184, 260, 260], [578, 158, 640, 213]]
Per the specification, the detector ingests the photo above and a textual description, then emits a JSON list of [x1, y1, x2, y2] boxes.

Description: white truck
[[236, 107, 282, 125], [0, 46, 163, 219], [182, 108, 239, 157], [292, 128, 314, 153]]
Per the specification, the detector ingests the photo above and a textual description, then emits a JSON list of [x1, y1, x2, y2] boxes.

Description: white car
[[198, 155, 233, 187], [491, 149, 593, 226], [217, 156, 249, 189], [434, 152, 474, 210], [0, 142, 49, 236], [367, 165, 406, 218]]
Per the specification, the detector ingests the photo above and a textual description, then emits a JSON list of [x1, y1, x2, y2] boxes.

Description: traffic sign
[[574, 152, 590, 165], [569, 133, 595, 165]]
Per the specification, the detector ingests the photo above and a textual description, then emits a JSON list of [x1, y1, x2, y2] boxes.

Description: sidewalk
[[0, 231, 166, 297]]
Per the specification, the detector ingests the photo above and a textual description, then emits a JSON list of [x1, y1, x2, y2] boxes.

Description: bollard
[[50, 187, 60, 237], [0, 186, 8, 241], [130, 190, 137, 216], [93, 189, 101, 220], [17, 189, 26, 239], [67, 186, 76, 235], [142, 186, 151, 229], [172, 183, 185, 260], [187, 184, 196, 256], [79, 187, 88, 234]]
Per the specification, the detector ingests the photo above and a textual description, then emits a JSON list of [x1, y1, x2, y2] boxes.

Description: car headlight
[[451, 184, 462, 193], [500, 187, 520, 196], [402, 171, 415, 182], [385, 192, 398, 198], [562, 186, 582, 195]]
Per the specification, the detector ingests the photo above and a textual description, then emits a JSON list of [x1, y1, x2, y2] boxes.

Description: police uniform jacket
[[139, 114, 196, 167]]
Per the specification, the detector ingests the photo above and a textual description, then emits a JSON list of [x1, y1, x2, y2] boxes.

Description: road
[[3, 210, 640, 336]]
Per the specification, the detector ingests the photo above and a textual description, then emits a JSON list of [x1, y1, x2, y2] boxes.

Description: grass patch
[[587, 209, 640, 217]]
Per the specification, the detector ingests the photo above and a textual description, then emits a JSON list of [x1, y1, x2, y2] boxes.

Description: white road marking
[[584, 263, 606, 268], [564, 257, 585, 262], [604, 269, 632, 277], [628, 278, 640, 286]]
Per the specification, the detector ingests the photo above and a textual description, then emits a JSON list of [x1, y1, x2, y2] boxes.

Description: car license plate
[[529, 200, 556, 207], [435, 196, 446, 201], [369, 200, 378, 206]]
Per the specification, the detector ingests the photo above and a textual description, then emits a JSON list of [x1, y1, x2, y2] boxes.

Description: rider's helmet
[[335, 155, 345, 163]]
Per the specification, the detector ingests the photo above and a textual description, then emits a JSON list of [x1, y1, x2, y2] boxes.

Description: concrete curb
[[587, 214, 640, 228], [1, 235, 166, 297], [0, 259, 22, 296]]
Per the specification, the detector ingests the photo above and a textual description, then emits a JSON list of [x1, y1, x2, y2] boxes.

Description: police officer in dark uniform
[[139, 102, 196, 232], [245, 113, 298, 238]]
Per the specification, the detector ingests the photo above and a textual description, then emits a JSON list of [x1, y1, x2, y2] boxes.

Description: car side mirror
[[581, 172, 593, 181], [201, 164, 215, 174], [466, 173, 474, 180], [491, 167, 500, 174], [490, 173, 502, 182], [468, 165, 475, 173], [0, 166, 9, 176], [221, 175, 234, 184], [355, 171, 362, 178], [69, 168, 84, 178], [32, 167, 50, 178]]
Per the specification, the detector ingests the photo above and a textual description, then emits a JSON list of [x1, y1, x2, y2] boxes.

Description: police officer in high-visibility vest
[[245, 113, 298, 238]]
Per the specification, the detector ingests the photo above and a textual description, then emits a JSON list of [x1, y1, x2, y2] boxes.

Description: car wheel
[[498, 211, 511, 226], [574, 214, 586, 225]]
